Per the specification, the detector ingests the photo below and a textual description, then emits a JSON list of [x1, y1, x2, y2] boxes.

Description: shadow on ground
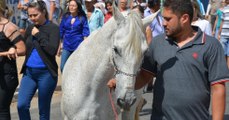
[[139, 108, 152, 116]]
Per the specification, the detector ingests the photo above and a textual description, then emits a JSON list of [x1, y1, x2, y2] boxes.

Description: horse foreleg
[[135, 97, 147, 120], [134, 88, 147, 120]]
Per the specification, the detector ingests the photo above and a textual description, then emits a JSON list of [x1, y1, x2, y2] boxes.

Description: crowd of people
[[0, 0, 229, 120]]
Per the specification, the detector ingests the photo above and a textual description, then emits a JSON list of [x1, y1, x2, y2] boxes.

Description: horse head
[[110, 1, 158, 111]]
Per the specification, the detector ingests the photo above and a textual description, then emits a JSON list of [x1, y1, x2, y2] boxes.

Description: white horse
[[61, 2, 158, 120]]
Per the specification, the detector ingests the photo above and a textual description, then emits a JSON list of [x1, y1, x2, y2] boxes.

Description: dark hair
[[148, 0, 160, 8], [28, 0, 49, 20], [0, 0, 13, 18], [163, 0, 193, 22], [132, 5, 144, 15], [191, 0, 204, 19], [105, 0, 112, 10], [64, 0, 86, 17]]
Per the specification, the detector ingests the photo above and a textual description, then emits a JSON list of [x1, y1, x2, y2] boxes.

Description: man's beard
[[166, 24, 182, 39]]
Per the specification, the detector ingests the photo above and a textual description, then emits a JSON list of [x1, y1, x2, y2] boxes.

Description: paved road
[[10, 91, 153, 120], [10, 83, 229, 120]]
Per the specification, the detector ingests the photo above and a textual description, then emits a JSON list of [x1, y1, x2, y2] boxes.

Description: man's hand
[[107, 78, 116, 89]]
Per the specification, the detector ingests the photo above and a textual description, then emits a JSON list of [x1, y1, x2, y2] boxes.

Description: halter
[[111, 48, 137, 78], [109, 48, 138, 120]]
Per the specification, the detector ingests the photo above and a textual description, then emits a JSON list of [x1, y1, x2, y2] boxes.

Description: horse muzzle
[[117, 91, 136, 111]]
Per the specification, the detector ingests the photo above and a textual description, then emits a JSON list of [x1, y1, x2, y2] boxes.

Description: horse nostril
[[117, 96, 137, 111], [117, 98, 125, 108]]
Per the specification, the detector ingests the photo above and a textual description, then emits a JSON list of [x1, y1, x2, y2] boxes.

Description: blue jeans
[[220, 37, 229, 56], [17, 67, 57, 120], [60, 49, 73, 72]]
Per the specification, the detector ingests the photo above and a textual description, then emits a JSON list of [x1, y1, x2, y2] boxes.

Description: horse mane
[[84, 10, 147, 62], [122, 11, 147, 61]]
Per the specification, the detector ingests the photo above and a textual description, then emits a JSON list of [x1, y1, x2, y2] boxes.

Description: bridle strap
[[108, 89, 119, 120], [111, 49, 137, 78]]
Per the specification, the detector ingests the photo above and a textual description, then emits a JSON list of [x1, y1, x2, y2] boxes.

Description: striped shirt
[[221, 5, 229, 38]]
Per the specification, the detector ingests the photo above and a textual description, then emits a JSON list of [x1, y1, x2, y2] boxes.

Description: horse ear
[[142, 10, 160, 29], [112, 0, 125, 25]]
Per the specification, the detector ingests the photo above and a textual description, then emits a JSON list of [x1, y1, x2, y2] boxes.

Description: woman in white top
[[191, 0, 212, 36]]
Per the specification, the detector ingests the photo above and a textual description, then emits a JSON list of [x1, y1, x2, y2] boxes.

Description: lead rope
[[108, 88, 119, 120]]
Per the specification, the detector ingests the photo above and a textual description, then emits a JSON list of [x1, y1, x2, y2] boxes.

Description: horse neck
[[84, 18, 117, 93], [88, 18, 116, 48]]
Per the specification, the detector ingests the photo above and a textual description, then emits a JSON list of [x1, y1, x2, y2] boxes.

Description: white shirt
[[192, 18, 212, 36]]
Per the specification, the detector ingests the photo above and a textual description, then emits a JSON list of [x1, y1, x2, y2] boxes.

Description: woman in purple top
[[59, 0, 90, 72]]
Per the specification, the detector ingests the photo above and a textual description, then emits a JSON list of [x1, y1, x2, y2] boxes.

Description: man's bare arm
[[211, 83, 226, 120]]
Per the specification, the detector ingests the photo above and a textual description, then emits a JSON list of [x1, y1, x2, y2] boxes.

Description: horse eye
[[113, 47, 121, 56], [113, 47, 118, 53]]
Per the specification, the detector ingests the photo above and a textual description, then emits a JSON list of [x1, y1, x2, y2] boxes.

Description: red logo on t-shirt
[[192, 52, 198, 59]]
